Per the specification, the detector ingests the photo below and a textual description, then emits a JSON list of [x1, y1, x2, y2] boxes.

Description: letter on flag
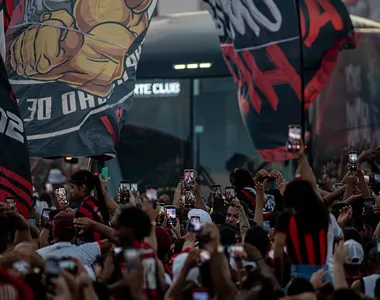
[[204, 0, 356, 162]]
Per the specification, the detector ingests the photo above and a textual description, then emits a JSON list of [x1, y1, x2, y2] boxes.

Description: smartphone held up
[[146, 186, 158, 208], [286, 125, 302, 152], [184, 169, 195, 190], [55, 186, 68, 205]]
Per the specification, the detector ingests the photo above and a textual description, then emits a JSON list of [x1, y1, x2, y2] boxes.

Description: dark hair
[[230, 168, 254, 191], [211, 211, 225, 225], [117, 207, 152, 241], [283, 179, 329, 232], [328, 288, 362, 300], [343, 228, 362, 245], [244, 226, 270, 257], [70, 170, 109, 225]]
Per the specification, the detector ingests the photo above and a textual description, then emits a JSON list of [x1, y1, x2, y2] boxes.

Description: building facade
[[156, 0, 205, 15]]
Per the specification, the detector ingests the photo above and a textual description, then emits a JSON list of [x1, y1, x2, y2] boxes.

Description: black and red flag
[[0, 0, 32, 218], [204, 0, 356, 161]]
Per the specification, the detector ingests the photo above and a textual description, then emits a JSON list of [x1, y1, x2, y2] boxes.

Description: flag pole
[[294, 0, 306, 142]]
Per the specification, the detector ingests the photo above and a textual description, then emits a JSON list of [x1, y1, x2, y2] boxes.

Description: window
[[117, 79, 191, 190], [193, 77, 261, 188]]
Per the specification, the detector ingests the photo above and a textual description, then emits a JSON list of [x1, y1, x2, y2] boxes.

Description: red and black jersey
[[275, 211, 328, 265], [76, 196, 105, 243]]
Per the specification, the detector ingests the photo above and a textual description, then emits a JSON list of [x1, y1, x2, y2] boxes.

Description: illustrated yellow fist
[[10, 10, 82, 79]]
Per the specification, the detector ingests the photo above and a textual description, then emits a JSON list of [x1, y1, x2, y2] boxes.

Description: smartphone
[[211, 185, 222, 196], [5, 197, 15, 209], [165, 206, 177, 226], [192, 290, 209, 300], [374, 173, 380, 183], [199, 250, 211, 262], [228, 245, 246, 258], [364, 175, 370, 184], [59, 259, 78, 275], [55, 186, 68, 205], [27, 219, 36, 226], [286, 125, 302, 152], [187, 218, 202, 232], [119, 180, 131, 203], [146, 186, 158, 208], [131, 183, 138, 191], [225, 186, 235, 202], [348, 151, 358, 171], [41, 208, 52, 224], [123, 248, 141, 270], [184, 169, 195, 190], [45, 258, 60, 279], [364, 197, 375, 207], [101, 167, 108, 180], [332, 183, 345, 191]]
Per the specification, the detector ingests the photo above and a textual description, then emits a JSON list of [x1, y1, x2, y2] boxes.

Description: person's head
[[211, 211, 225, 225], [283, 179, 330, 230], [366, 245, 379, 274], [230, 168, 254, 191], [115, 207, 152, 245], [155, 226, 172, 261], [69, 170, 109, 224], [244, 226, 270, 258], [328, 288, 362, 300], [226, 205, 239, 225], [52, 211, 76, 242], [344, 239, 364, 274]]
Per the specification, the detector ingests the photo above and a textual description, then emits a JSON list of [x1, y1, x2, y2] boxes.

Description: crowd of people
[[1, 145, 380, 300]]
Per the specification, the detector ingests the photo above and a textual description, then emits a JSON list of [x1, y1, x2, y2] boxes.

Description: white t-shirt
[[37, 241, 101, 267], [326, 214, 344, 279]]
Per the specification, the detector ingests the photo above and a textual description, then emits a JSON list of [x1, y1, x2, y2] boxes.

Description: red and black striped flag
[[204, 0, 356, 161], [0, 0, 32, 218]]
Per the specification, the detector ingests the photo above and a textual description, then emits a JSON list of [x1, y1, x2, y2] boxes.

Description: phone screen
[[349, 152, 358, 164], [184, 169, 195, 189], [364, 197, 375, 207], [46, 259, 60, 277], [119, 181, 131, 193], [6, 197, 15, 207], [146, 187, 158, 201], [364, 175, 370, 184], [225, 187, 235, 200], [131, 183, 138, 191], [41, 209, 52, 221], [228, 245, 246, 258], [101, 167, 108, 180], [59, 260, 77, 275], [211, 185, 221, 195], [123, 248, 141, 269], [374, 173, 380, 183], [193, 291, 209, 300], [287, 125, 302, 152], [27, 219, 36, 226], [165, 207, 176, 219], [55, 186, 67, 204]]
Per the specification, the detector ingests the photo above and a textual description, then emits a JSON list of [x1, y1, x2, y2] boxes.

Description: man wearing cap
[[37, 211, 111, 270], [343, 239, 364, 287]]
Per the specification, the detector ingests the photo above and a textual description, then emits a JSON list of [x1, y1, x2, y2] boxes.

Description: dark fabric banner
[[5, 0, 158, 158], [0, 0, 32, 218], [204, 0, 356, 162]]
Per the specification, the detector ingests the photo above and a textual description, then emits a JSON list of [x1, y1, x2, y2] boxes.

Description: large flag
[[5, 0, 158, 158], [0, 0, 32, 218], [204, 0, 356, 161]]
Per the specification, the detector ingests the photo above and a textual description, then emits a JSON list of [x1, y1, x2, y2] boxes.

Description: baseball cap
[[187, 209, 212, 224], [344, 239, 364, 265]]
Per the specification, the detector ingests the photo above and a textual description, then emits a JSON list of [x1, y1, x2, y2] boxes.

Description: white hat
[[187, 209, 212, 224], [344, 239, 364, 265], [47, 169, 66, 185], [172, 252, 199, 283]]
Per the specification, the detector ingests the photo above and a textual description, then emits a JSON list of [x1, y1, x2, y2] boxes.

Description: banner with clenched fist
[[5, 0, 158, 158]]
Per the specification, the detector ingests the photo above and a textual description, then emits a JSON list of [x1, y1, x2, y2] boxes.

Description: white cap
[[47, 169, 66, 185], [344, 239, 364, 265], [187, 209, 212, 224]]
